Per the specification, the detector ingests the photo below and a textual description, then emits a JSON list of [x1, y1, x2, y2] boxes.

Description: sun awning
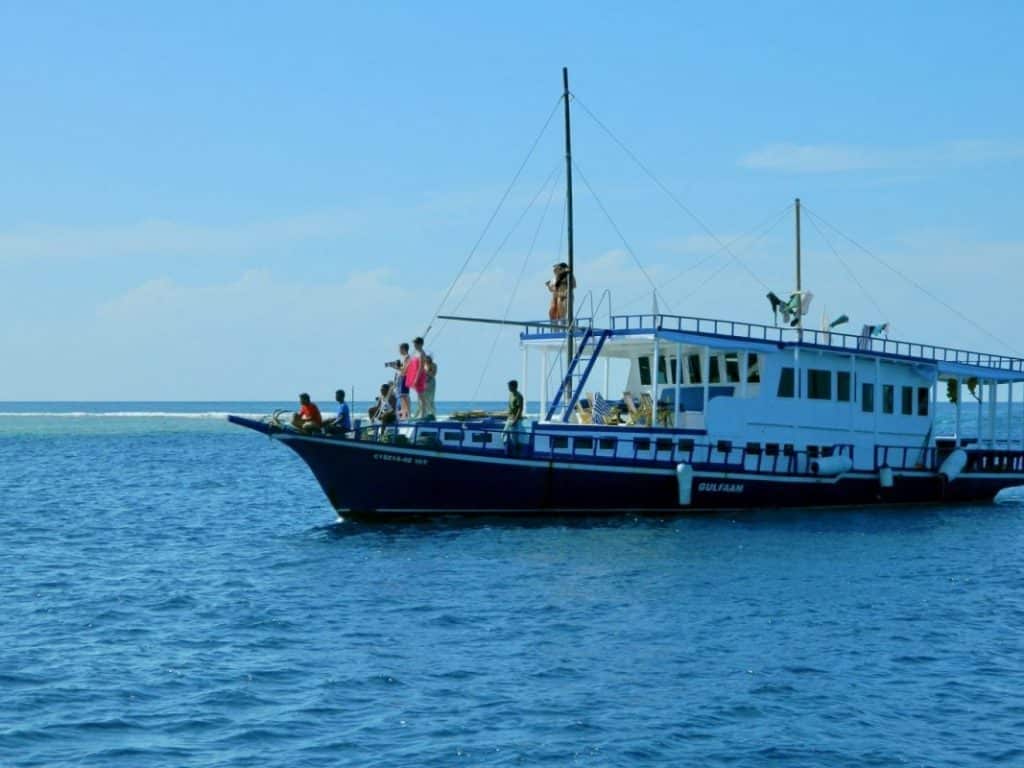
[[937, 361, 1024, 383]]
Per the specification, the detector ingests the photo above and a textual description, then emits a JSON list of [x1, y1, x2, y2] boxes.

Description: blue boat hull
[[229, 416, 1024, 520]]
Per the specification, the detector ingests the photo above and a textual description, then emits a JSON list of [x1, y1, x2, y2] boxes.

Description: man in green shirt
[[503, 379, 525, 456]]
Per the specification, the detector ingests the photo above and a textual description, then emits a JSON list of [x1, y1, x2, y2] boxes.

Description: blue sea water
[[3, 402, 1024, 767]]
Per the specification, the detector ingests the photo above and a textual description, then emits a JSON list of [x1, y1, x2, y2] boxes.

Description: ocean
[[2, 402, 1024, 767]]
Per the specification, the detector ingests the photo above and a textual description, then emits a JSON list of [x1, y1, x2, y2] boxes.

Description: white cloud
[[0, 210, 360, 263], [739, 140, 1024, 174]]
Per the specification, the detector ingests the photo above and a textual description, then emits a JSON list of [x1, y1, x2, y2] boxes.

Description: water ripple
[[3, 415, 1024, 766]]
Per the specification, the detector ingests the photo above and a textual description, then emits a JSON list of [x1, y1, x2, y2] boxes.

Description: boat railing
[[963, 448, 1024, 474], [346, 419, 856, 475], [606, 313, 1024, 374], [875, 444, 937, 472]]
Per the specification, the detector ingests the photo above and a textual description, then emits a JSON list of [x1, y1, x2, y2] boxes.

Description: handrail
[[593, 289, 613, 328], [591, 313, 1024, 373], [561, 329, 611, 422], [545, 327, 594, 420]]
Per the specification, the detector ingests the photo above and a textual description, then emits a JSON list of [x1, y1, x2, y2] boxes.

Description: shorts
[[396, 379, 410, 395]]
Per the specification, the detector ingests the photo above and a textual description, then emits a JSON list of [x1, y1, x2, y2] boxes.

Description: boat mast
[[795, 197, 802, 339], [562, 67, 575, 374]]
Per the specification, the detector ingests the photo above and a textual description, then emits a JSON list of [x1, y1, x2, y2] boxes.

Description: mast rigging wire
[[675, 205, 793, 304], [431, 160, 563, 345], [804, 206, 1022, 356], [471, 170, 562, 401], [571, 159, 673, 313], [804, 210, 889, 323], [572, 94, 771, 293], [422, 96, 563, 341], [618, 203, 794, 311]]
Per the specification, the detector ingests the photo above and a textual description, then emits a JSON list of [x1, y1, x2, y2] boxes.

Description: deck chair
[[640, 392, 670, 427], [625, 392, 652, 426], [592, 392, 622, 425]]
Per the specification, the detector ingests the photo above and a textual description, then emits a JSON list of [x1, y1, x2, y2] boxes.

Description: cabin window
[[678, 438, 695, 452], [443, 430, 462, 442], [687, 354, 702, 384], [638, 356, 652, 386], [901, 386, 913, 415], [575, 437, 594, 451], [709, 356, 721, 383], [634, 438, 651, 451], [807, 369, 832, 400], [724, 353, 740, 383], [471, 432, 493, 444], [918, 387, 930, 416], [747, 353, 761, 383], [655, 438, 674, 452], [861, 383, 874, 412], [777, 367, 795, 398], [882, 384, 895, 414], [598, 438, 617, 451], [837, 371, 851, 402], [551, 436, 569, 450], [657, 355, 668, 384]]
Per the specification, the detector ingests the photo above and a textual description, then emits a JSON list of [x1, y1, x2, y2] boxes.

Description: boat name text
[[373, 452, 429, 466], [698, 482, 744, 493]]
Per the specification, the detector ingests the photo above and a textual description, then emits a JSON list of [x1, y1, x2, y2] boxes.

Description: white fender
[[676, 463, 693, 506], [939, 449, 968, 483], [809, 455, 853, 476], [879, 465, 894, 488]]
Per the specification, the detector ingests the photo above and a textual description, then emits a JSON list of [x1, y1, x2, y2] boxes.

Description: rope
[[572, 159, 673, 313], [573, 94, 771, 292], [675, 206, 793, 304], [804, 210, 888, 322], [432, 161, 563, 346], [422, 96, 563, 341], [471, 171, 562, 401], [618, 202, 793, 311], [804, 206, 1022, 356]]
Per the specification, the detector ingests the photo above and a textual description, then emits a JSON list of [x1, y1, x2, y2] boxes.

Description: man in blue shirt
[[324, 389, 352, 435]]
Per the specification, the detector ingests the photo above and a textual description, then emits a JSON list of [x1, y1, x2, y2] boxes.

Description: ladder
[[544, 328, 611, 422]]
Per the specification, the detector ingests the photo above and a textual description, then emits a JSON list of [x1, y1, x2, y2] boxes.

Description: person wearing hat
[[545, 262, 576, 322]]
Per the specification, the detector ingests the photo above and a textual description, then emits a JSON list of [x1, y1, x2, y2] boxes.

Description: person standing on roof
[[545, 262, 575, 323]]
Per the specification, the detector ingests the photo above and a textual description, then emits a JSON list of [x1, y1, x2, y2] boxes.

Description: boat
[[229, 70, 1024, 520]]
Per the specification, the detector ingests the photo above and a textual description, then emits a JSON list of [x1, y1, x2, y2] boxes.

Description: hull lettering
[[698, 482, 744, 493]]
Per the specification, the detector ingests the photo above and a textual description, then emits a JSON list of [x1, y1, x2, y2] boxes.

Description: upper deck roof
[[521, 312, 1024, 382]]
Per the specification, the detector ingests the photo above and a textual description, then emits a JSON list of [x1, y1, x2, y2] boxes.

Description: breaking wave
[[0, 411, 266, 420]]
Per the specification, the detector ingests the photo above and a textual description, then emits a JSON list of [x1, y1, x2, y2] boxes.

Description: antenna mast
[[795, 197, 802, 338], [562, 67, 575, 373]]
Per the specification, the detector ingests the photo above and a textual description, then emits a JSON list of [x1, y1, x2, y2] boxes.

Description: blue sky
[[2, 1, 1022, 401]]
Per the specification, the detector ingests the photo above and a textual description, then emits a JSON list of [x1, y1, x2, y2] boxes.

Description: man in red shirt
[[291, 392, 323, 433]]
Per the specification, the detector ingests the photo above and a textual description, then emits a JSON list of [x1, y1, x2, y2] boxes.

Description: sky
[[1, 1, 1022, 402]]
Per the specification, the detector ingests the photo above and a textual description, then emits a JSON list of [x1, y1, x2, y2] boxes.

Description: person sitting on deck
[[503, 379, 525, 456], [323, 389, 352, 435], [291, 392, 323, 433], [368, 383, 397, 426]]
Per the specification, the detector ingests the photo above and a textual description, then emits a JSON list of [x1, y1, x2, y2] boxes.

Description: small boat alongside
[[229, 70, 1024, 520]]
